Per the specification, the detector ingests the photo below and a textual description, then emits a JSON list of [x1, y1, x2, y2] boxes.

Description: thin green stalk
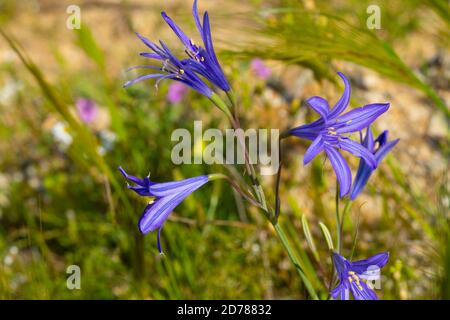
[[212, 93, 318, 298], [335, 181, 341, 254], [273, 223, 319, 300]]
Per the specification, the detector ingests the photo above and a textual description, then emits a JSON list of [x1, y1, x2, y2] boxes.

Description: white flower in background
[[0, 79, 23, 105], [51, 121, 73, 151]]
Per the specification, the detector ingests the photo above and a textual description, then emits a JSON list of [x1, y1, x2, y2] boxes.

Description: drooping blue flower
[[119, 166, 209, 253], [160, 0, 230, 91], [350, 128, 399, 200], [289, 72, 390, 197], [331, 252, 389, 300], [124, 34, 213, 98]]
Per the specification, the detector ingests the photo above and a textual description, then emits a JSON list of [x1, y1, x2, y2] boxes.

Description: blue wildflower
[[350, 128, 399, 200], [331, 252, 389, 300], [124, 34, 213, 98], [289, 72, 390, 197], [119, 166, 209, 253], [161, 0, 230, 91]]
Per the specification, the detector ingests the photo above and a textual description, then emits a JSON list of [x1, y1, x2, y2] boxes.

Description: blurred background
[[0, 0, 448, 299]]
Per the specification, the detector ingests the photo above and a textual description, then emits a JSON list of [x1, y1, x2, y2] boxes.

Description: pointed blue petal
[[339, 138, 377, 169], [325, 147, 352, 197], [192, 0, 203, 35], [119, 166, 145, 185], [138, 193, 182, 234], [350, 280, 378, 300], [150, 175, 209, 197], [375, 130, 389, 146], [331, 282, 350, 300], [329, 72, 350, 118], [332, 252, 350, 278], [335, 103, 390, 134], [290, 119, 325, 141], [375, 139, 399, 162], [303, 135, 324, 164], [351, 252, 389, 272], [306, 96, 330, 121], [362, 127, 375, 151], [161, 12, 191, 48], [349, 161, 373, 200], [123, 73, 170, 88]]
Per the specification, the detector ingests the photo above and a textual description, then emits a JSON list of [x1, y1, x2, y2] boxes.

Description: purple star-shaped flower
[[124, 34, 213, 98], [119, 167, 209, 253], [331, 252, 389, 300], [161, 0, 230, 92], [290, 72, 390, 197], [350, 128, 399, 200]]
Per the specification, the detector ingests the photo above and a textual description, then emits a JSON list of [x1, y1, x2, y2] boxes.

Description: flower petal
[[329, 72, 350, 118], [339, 138, 377, 169], [350, 280, 378, 300], [375, 139, 399, 163], [192, 0, 203, 35], [335, 103, 390, 134], [333, 252, 350, 277], [123, 73, 171, 88], [362, 127, 375, 151], [375, 130, 389, 146], [325, 147, 352, 197], [138, 193, 181, 234], [119, 166, 153, 196], [331, 282, 350, 300], [306, 96, 330, 121], [290, 119, 325, 141], [349, 161, 373, 200], [150, 175, 209, 197], [202, 12, 230, 91], [161, 12, 191, 48], [303, 135, 324, 164], [351, 252, 390, 273]]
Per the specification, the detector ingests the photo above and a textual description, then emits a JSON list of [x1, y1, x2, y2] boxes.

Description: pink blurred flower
[[250, 58, 271, 80], [76, 98, 97, 124], [167, 82, 188, 103]]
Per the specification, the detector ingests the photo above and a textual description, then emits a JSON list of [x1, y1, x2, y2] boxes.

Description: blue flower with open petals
[[124, 35, 213, 98], [119, 167, 209, 253], [350, 128, 399, 200], [290, 72, 390, 197], [331, 252, 389, 300], [161, 0, 230, 92]]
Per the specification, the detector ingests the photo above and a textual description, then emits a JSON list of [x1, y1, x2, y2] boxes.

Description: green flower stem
[[273, 223, 319, 300], [210, 93, 233, 121], [211, 94, 318, 299], [335, 181, 341, 254]]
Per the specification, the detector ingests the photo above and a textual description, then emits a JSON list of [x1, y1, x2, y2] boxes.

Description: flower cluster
[[124, 0, 229, 98], [120, 0, 399, 300], [289, 72, 398, 198]]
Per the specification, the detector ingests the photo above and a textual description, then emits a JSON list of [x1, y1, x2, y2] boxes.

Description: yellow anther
[[358, 285, 363, 291], [201, 56, 205, 62], [348, 277, 353, 283], [352, 274, 359, 281], [348, 271, 355, 275], [179, 69, 185, 74], [346, 120, 353, 124]]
